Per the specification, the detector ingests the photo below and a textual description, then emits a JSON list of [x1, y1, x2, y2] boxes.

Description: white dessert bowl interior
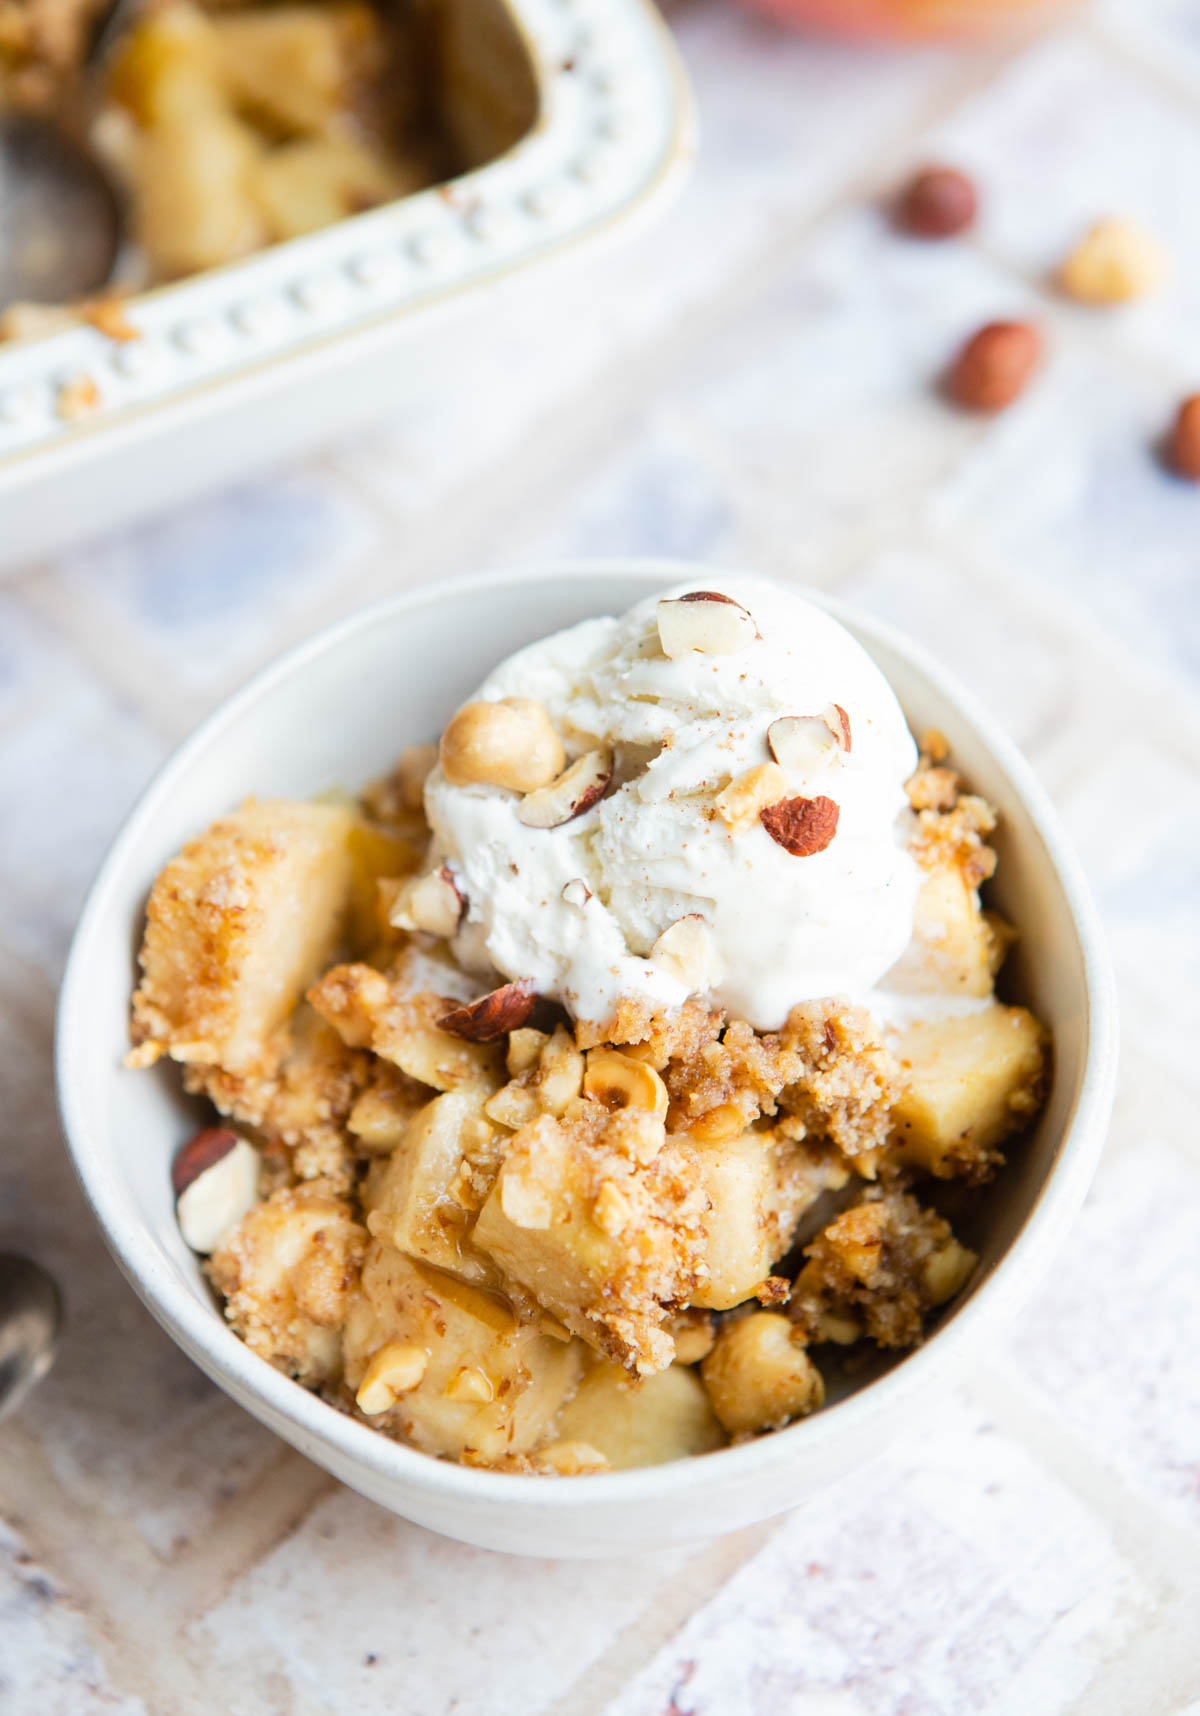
[[55, 561, 1117, 1558]]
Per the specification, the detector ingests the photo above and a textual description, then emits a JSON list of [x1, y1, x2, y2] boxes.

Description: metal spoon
[[0, 0, 135, 309], [0, 1255, 62, 1420]]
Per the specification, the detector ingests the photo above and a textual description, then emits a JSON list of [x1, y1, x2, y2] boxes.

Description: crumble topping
[[132, 722, 1050, 1470]]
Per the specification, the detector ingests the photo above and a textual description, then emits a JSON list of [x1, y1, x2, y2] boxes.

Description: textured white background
[[2, 2, 1200, 1711]]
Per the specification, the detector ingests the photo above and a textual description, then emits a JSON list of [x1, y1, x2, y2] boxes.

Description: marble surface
[[3, 2, 1200, 1711]]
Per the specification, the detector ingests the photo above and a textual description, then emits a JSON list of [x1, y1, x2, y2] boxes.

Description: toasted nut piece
[[518, 745, 613, 829], [649, 915, 715, 991], [812, 1309, 863, 1346], [922, 1237, 976, 1305], [685, 1101, 747, 1145], [657, 591, 757, 658], [444, 1365, 496, 1403], [715, 763, 789, 833], [562, 878, 593, 907], [946, 320, 1041, 413], [896, 165, 977, 239], [760, 794, 840, 857], [507, 1027, 548, 1076], [825, 703, 852, 752], [356, 1343, 429, 1415], [669, 1309, 716, 1365], [172, 1126, 241, 1197], [388, 866, 465, 938], [594, 1179, 632, 1237], [584, 1047, 669, 1118], [439, 698, 565, 792], [701, 1313, 825, 1435], [499, 1169, 554, 1229], [439, 980, 537, 1042], [537, 1441, 610, 1475], [536, 1026, 585, 1115], [175, 1132, 260, 1254], [1167, 394, 1200, 481], [1059, 217, 1167, 304], [485, 1081, 541, 1130], [768, 717, 834, 771]]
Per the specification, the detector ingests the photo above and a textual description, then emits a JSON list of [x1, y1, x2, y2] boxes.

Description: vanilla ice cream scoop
[[424, 577, 921, 1031]]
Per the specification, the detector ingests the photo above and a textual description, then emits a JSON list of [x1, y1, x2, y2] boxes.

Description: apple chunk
[[132, 800, 356, 1074], [364, 1091, 497, 1283], [473, 1114, 705, 1375], [885, 864, 1002, 999], [892, 1003, 1048, 1179], [342, 1241, 582, 1462], [556, 1360, 725, 1469], [683, 1132, 833, 1311]]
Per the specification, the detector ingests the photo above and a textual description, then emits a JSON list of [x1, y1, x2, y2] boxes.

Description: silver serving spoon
[[0, 1255, 62, 1420], [0, 0, 135, 309]]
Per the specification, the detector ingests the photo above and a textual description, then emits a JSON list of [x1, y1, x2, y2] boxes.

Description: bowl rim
[[55, 558, 1118, 1511]]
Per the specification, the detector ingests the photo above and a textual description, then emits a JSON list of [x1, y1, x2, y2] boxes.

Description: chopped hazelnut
[[356, 1343, 429, 1415], [439, 698, 564, 792], [584, 1048, 669, 1118]]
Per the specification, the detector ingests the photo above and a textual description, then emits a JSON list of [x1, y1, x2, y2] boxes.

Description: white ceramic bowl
[[56, 562, 1117, 1558]]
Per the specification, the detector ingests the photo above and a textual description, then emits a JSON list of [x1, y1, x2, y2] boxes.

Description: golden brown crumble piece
[[183, 1007, 371, 1193], [209, 1182, 366, 1385], [131, 800, 357, 1076], [790, 1188, 976, 1350], [907, 759, 998, 890], [775, 1001, 901, 1168], [591, 995, 900, 1173], [473, 1106, 710, 1375]]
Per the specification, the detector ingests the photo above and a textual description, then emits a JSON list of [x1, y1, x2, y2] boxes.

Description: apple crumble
[[130, 580, 1049, 1473], [0, 0, 448, 332]]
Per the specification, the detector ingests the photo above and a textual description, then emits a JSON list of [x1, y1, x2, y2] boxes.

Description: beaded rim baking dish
[[0, 0, 692, 470]]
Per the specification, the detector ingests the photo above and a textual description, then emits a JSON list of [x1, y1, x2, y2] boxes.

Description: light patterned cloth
[[2, 2, 1199, 1711]]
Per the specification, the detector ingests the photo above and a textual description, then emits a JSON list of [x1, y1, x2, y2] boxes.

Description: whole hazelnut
[[1059, 218, 1167, 305], [1166, 395, 1200, 482], [896, 166, 978, 239], [945, 320, 1042, 413], [439, 697, 565, 793]]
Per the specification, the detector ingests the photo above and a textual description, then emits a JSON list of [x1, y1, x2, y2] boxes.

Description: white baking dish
[[0, 0, 691, 572]]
